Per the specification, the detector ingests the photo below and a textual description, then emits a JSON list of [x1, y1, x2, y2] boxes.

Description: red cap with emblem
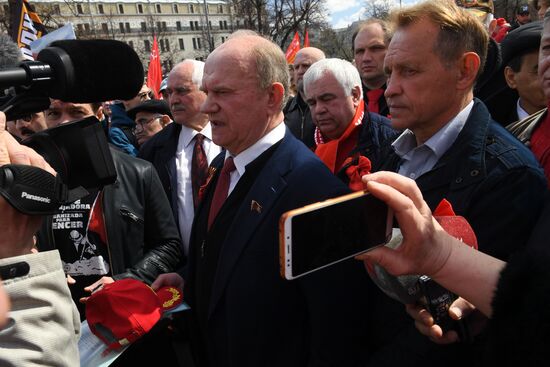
[[86, 278, 182, 350]]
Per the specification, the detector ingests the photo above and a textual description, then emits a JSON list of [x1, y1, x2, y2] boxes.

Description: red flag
[[146, 36, 162, 99], [304, 30, 310, 47], [285, 32, 301, 64]]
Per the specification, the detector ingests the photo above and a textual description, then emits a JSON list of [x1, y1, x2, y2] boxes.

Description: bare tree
[[362, 0, 393, 20]]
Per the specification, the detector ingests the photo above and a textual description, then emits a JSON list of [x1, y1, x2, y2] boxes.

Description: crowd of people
[[1, 0, 550, 365]]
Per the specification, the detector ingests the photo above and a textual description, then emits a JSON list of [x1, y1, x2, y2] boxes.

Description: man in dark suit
[[139, 60, 221, 256], [153, 31, 372, 366]]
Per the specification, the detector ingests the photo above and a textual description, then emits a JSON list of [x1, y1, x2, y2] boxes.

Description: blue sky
[[326, 0, 417, 29]]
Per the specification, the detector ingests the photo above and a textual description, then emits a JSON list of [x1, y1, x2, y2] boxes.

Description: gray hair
[[172, 59, 204, 86], [303, 58, 363, 98], [0, 34, 23, 69]]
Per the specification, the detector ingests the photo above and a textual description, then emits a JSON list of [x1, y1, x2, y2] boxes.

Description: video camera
[[0, 39, 144, 215]]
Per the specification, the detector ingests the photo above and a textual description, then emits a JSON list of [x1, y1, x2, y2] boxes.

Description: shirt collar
[[516, 99, 530, 121], [178, 122, 214, 150], [392, 100, 474, 159], [225, 121, 286, 177]]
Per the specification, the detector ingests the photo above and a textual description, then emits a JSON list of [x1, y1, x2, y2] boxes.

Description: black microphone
[[0, 39, 144, 103]]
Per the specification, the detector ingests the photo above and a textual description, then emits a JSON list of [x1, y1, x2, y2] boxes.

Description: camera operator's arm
[[357, 172, 505, 317], [0, 112, 80, 367]]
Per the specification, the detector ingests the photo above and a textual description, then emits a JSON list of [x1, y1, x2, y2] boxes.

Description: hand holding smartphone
[[279, 191, 392, 280]]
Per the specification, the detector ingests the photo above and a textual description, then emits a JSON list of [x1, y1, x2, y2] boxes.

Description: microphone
[[0, 39, 144, 103]]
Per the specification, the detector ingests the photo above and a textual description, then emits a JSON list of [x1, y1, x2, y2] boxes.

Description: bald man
[[283, 47, 325, 149], [153, 32, 371, 367]]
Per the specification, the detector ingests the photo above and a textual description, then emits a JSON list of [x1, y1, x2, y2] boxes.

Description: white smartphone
[[279, 190, 393, 280]]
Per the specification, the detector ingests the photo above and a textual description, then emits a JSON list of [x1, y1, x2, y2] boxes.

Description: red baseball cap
[[86, 278, 182, 350]]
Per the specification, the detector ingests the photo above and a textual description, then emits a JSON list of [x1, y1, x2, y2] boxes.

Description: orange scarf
[[315, 102, 365, 173]]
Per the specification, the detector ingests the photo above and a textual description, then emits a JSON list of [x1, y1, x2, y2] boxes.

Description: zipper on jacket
[[120, 207, 144, 223]]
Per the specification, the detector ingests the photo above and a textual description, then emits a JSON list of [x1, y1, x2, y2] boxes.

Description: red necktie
[[366, 89, 384, 114], [191, 134, 208, 209], [208, 157, 236, 229]]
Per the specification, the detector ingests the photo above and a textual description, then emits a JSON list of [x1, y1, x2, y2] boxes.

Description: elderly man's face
[[166, 64, 206, 129], [133, 111, 165, 146], [539, 20, 550, 100], [44, 101, 96, 128], [384, 19, 463, 136], [306, 72, 360, 140], [505, 50, 546, 114], [200, 45, 273, 155]]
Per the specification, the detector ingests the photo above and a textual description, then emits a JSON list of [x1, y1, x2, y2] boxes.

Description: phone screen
[[290, 193, 389, 277]]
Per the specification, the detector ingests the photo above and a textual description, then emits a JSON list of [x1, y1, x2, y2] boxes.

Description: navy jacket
[[368, 99, 547, 366], [185, 129, 373, 366]]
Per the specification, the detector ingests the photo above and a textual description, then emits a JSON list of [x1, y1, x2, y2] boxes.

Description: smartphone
[[279, 190, 392, 280]]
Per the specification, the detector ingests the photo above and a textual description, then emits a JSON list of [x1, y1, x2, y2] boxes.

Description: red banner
[[146, 36, 162, 99], [304, 30, 310, 48], [285, 32, 301, 64]]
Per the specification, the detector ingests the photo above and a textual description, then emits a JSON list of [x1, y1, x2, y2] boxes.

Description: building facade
[[1, 0, 241, 73]]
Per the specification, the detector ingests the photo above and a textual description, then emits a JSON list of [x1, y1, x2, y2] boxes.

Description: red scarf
[[366, 89, 384, 114], [315, 102, 365, 173]]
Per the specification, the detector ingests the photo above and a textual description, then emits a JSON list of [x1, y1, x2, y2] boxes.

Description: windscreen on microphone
[[37, 39, 144, 103]]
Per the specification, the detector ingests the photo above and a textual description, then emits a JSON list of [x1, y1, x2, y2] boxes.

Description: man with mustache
[[139, 60, 221, 256]]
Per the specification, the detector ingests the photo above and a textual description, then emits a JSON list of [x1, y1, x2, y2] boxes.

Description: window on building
[[176, 21, 182, 31], [144, 40, 151, 52], [223, 20, 227, 30], [190, 21, 194, 31], [165, 40, 170, 51], [173, 4, 178, 13], [236, 20, 240, 28], [141, 22, 147, 32], [118, 4, 124, 14], [101, 23, 108, 33], [3, 5, 9, 14], [128, 40, 134, 48], [192, 38, 197, 49], [218, 4, 223, 13], [137, 4, 143, 13], [208, 21, 212, 30], [195, 21, 199, 30], [221, 36, 226, 43], [162, 21, 167, 31], [155, 4, 161, 13], [119, 22, 125, 33], [76, 24, 83, 32], [125, 22, 131, 33], [189, 4, 194, 13], [219, 20, 223, 29], [53, 4, 60, 14], [98, 4, 104, 14], [77, 4, 83, 14], [179, 38, 184, 50], [159, 39, 164, 51], [84, 23, 90, 32], [197, 38, 202, 49]]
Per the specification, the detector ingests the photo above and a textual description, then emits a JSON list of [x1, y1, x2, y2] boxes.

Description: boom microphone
[[0, 39, 144, 120]]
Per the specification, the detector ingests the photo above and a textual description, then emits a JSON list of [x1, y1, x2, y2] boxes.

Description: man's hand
[[407, 297, 487, 344], [151, 272, 184, 292], [79, 276, 115, 303], [356, 172, 454, 278], [0, 112, 56, 258]]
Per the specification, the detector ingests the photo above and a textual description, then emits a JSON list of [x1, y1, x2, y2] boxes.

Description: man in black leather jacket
[[36, 100, 182, 318]]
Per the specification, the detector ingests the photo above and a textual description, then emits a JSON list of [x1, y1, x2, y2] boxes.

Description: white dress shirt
[[516, 99, 530, 121], [224, 121, 286, 196], [175, 123, 221, 255], [392, 101, 473, 180]]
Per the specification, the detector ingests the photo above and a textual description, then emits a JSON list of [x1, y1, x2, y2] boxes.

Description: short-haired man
[[283, 47, 325, 149], [352, 19, 392, 116], [508, 11, 550, 183], [8, 112, 47, 140], [154, 32, 371, 366], [499, 21, 546, 125], [139, 60, 221, 256], [37, 100, 182, 319], [127, 99, 172, 147], [371, 1, 546, 363], [303, 58, 398, 182]]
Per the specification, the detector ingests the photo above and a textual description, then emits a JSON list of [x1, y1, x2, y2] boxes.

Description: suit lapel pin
[[250, 200, 262, 214]]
